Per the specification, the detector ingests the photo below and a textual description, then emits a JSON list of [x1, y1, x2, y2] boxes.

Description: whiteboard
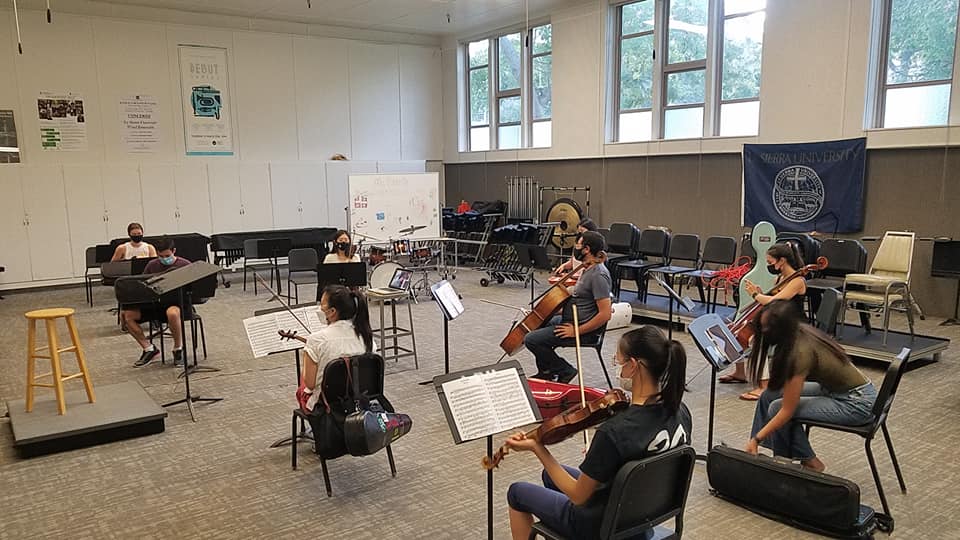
[[349, 172, 440, 241]]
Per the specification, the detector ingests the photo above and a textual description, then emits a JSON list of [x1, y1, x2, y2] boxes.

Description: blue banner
[[743, 138, 866, 233]]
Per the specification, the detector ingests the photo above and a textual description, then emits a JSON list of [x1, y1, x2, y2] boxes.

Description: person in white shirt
[[297, 284, 375, 411], [323, 230, 361, 264], [111, 222, 157, 261]]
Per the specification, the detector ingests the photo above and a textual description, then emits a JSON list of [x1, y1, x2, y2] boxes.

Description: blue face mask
[[159, 255, 175, 266]]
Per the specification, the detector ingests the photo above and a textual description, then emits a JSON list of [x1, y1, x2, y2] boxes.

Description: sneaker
[[172, 349, 185, 367], [530, 371, 553, 381], [555, 368, 579, 385], [133, 347, 159, 368]]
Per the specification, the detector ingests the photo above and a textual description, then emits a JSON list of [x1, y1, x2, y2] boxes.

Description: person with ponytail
[[506, 326, 692, 540], [296, 285, 375, 412], [721, 242, 808, 401], [745, 300, 876, 472]]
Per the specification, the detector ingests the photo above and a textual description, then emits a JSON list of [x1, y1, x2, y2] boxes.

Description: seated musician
[[123, 237, 191, 368], [297, 285, 375, 412], [720, 243, 807, 401], [506, 326, 692, 540], [550, 218, 598, 280], [323, 230, 361, 264], [745, 300, 876, 472], [525, 231, 612, 383], [111, 222, 157, 261]]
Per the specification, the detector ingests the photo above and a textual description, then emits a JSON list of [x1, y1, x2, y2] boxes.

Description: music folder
[[144, 261, 221, 294]]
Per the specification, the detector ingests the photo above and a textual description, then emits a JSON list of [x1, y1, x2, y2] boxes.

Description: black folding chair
[[615, 229, 671, 301], [530, 446, 697, 540], [557, 323, 613, 388], [804, 348, 911, 524], [813, 287, 842, 335], [685, 236, 737, 312], [651, 233, 700, 296], [287, 247, 319, 304]]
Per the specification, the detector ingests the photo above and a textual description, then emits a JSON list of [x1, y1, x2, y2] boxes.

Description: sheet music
[[441, 368, 537, 442], [243, 306, 326, 359]]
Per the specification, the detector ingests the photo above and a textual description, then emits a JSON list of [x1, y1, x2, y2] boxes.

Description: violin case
[[707, 445, 887, 538], [527, 379, 607, 419]]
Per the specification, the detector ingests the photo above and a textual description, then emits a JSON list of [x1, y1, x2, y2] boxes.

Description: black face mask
[[336, 242, 351, 253], [130, 234, 143, 243], [766, 263, 778, 274], [573, 247, 585, 260]]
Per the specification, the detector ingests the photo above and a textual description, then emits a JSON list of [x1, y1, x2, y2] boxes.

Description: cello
[[728, 256, 829, 350]]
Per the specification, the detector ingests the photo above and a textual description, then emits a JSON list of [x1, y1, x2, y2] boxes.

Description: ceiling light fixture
[[12, 0, 22, 54], [47, 0, 52, 23]]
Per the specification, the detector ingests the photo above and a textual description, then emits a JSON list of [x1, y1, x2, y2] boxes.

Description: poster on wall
[[37, 91, 88, 151], [0, 110, 19, 163], [178, 45, 233, 156], [119, 95, 160, 153]]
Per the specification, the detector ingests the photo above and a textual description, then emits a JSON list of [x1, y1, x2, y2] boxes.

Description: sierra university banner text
[[743, 137, 866, 233]]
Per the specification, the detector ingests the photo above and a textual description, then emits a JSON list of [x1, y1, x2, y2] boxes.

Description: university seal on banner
[[771, 165, 824, 223]]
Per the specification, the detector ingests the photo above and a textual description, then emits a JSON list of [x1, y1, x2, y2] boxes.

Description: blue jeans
[[751, 382, 876, 460], [523, 316, 597, 376]]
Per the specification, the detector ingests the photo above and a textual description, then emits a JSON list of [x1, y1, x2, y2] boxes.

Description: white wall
[[443, 0, 960, 164], [0, 7, 440, 289]]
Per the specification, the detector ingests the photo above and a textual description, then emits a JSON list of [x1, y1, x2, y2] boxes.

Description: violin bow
[[254, 272, 312, 334], [571, 305, 589, 452]]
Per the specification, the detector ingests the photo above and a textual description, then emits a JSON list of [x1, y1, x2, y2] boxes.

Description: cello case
[[737, 221, 778, 317], [527, 379, 607, 419]]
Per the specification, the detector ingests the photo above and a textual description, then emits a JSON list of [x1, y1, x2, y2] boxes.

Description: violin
[[499, 254, 606, 356], [728, 256, 828, 350], [278, 329, 307, 343], [482, 389, 629, 470]]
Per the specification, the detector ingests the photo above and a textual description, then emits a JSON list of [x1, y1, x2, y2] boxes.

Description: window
[[871, 0, 959, 128], [463, 23, 552, 151], [611, 0, 766, 142]]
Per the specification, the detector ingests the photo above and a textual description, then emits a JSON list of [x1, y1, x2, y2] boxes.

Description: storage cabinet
[[139, 163, 212, 235], [208, 161, 274, 233]]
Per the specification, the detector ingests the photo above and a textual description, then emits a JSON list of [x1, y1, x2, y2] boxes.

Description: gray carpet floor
[[1, 269, 958, 539]]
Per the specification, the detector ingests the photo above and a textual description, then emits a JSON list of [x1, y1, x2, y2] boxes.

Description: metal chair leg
[[199, 317, 207, 358], [291, 413, 298, 470], [320, 458, 332, 497], [594, 346, 612, 388], [865, 439, 892, 517], [386, 444, 397, 477], [881, 423, 907, 493]]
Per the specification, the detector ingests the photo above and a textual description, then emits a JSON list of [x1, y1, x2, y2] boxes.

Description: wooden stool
[[25, 308, 96, 415]]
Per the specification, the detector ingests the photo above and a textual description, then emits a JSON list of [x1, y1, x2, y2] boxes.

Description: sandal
[[739, 388, 764, 401], [718, 374, 748, 384]]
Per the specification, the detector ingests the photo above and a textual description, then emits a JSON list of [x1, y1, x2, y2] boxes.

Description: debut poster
[[37, 91, 88, 151], [0, 110, 19, 163], [178, 45, 233, 156]]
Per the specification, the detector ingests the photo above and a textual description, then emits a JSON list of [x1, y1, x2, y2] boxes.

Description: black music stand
[[932, 239, 960, 326], [433, 361, 541, 540], [131, 256, 157, 275], [144, 261, 224, 421], [257, 238, 293, 294], [514, 244, 550, 304], [315, 262, 367, 301], [255, 302, 318, 448], [650, 272, 695, 340], [688, 313, 743, 461], [418, 280, 464, 385]]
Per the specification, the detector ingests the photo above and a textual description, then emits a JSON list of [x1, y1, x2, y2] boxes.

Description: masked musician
[[323, 230, 361, 264], [506, 327, 692, 540], [111, 222, 156, 261], [720, 243, 807, 401], [745, 300, 875, 472], [524, 231, 611, 383], [296, 285, 375, 412], [550, 218, 598, 280]]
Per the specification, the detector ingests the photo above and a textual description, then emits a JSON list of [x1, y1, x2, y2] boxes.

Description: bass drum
[[545, 198, 584, 249], [370, 261, 402, 290]]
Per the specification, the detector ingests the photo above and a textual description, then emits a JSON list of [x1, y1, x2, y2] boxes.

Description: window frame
[[869, 0, 960, 128], [464, 39, 492, 152], [660, 0, 709, 140], [528, 25, 553, 147], [713, 1, 766, 136], [612, 0, 658, 142]]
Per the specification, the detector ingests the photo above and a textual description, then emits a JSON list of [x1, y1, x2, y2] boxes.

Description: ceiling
[[84, 0, 580, 36]]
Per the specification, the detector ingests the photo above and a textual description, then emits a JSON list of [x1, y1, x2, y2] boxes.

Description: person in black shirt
[[506, 326, 693, 540]]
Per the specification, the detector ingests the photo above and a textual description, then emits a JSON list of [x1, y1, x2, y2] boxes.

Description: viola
[[481, 389, 630, 470], [728, 256, 828, 350], [278, 329, 307, 343]]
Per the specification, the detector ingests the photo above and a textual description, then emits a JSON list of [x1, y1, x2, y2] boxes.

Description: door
[[0, 167, 32, 283], [297, 162, 328, 227], [21, 165, 74, 281], [63, 164, 108, 276], [326, 161, 376, 230], [207, 161, 243, 233], [139, 164, 179, 235], [173, 162, 212, 234], [270, 163, 307, 229], [239, 162, 273, 230], [102, 164, 145, 239]]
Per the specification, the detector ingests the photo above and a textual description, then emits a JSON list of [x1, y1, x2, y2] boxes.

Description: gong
[[545, 198, 584, 249]]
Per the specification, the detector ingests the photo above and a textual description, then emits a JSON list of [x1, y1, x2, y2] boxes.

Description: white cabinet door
[[298, 163, 328, 227], [207, 161, 243, 233], [239, 162, 273, 230], [326, 161, 376, 230], [270, 163, 307, 228], [173, 162, 212, 234], [102, 164, 145, 239], [63, 164, 107, 277], [21, 165, 74, 281], [139, 164, 179, 235], [0, 167, 32, 284]]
